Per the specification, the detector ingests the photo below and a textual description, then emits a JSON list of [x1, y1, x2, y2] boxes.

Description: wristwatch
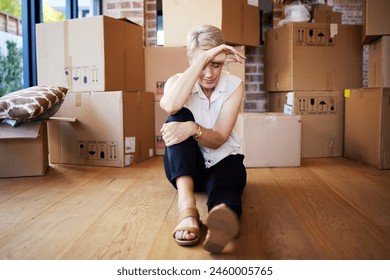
[[194, 125, 202, 139]]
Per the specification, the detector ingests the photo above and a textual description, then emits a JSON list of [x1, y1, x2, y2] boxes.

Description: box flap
[[117, 17, 142, 27], [0, 122, 41, 140]]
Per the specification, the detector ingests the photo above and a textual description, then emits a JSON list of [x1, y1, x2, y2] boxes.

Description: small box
[[362, 0, 390, 44], [0, 122, 48, 178], [235, 113, 301, 167], [265, 23, 362, 91], [48, 91, 154, 167], [36, 16, 145, 92], [269, 90, 344, 158], [368, 36, 390, 88], [163, 0, 259, 47], [344, 87, 390, 169], [145, 46, 246, 101], [312, 4, 342, 24]]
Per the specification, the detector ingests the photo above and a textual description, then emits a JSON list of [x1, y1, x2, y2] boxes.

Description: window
[[156, 0, 163, 46], [0, 1, 23, 96]]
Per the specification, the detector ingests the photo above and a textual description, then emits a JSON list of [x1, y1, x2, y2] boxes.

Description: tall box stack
[[344, 0, 390, 169], [265, 3, 363, 158], [37, 16, 154, 167], [146, 1, 258, 155]]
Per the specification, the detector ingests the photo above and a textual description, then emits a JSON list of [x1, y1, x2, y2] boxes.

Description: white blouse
[[184, 71, 242, 168]]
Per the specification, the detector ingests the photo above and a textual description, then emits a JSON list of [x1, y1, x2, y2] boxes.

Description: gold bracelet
[[194, 125, 202, 139]]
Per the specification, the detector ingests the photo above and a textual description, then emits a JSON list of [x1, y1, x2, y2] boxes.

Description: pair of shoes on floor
[[203, 204, 239, 254], [172, 204, 239, 253], [173, 207, 202, 246]]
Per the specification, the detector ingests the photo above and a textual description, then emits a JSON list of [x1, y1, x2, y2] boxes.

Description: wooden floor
[[0, 156, 389, 260]]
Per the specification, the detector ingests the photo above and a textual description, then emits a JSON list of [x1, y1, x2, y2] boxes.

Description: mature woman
[[160, 24, 247, 254]]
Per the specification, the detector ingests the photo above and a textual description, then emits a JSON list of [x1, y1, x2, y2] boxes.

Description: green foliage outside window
[[0, 41, 23, 97]]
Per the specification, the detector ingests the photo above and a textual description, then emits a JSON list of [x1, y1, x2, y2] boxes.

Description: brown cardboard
[[144, 47, 189, 101], [269, 90, 344, 158], [145, 46, 246, 101], [235, 113, 301, 167], [362, 0, 390, 44], [312, 9, 342, 24], [344, 88, 390, 169], [264, 23, 362, 91], [0, 122, 48, 178], [48, 91, 154, 167], [368, 36, 390, 88], [36, 16, 145, 92], [162, 0, 260, 47]]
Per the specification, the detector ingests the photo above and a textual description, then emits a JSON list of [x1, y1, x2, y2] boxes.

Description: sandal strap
[[178, 208, 200, 223]]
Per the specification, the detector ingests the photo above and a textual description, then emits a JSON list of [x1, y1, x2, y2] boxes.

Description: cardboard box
[[235, 113, 301, 167], [312, 9, 342, 24], [162, 0, 260, 47], [368, 36, 390, 88], [344, 88, 390, 169], [145, 46, 246, 101], [362, 0, 390, 44], [264, 23, 362, 91], [36, 16, 145, 92], [0, 122, 48, 178], [269, 90, 344, 158], [48, 91, 154, 167], [154, 101, 169, 155]]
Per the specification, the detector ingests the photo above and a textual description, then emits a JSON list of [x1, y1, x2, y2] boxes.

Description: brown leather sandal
[[203, 204, 239, 254], [172, 208, 202, 246]]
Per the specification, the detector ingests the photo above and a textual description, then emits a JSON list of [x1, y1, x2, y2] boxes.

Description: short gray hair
[[186, 24, 225, 58]]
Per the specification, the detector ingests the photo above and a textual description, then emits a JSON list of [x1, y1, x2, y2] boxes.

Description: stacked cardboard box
[[36, 16, 154, 168], [344, 0, 390, 169], [266, 7, 363, 158], [162, 0, 260, 47], [361, 0, 390, 44]]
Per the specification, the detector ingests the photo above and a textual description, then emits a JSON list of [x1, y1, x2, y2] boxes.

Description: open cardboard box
[[0, 121, 48, 178]]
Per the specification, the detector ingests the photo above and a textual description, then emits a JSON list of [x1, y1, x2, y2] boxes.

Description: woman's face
[[190, 48, 225, 91]]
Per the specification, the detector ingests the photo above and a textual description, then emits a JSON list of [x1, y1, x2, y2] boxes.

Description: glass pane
[[79, 0, 101, 18], [0, 0, 23, 96], [44, 0, 66, 23]]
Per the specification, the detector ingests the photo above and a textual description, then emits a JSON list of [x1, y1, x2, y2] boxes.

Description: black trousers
[[163, 107, 247, 217]]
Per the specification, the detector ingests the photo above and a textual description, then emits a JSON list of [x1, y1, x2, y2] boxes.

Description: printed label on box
[[65, 66, 100, 87], [125, 137, 136, 153], [295, 96, 337, 115], [296, 27, 334, 47], [156, 81, 165, 96], [77, 140, 118, 161]]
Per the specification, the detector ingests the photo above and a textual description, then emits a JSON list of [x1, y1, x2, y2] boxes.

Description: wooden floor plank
[[58, 168, 176, 260], [237, 168, 328, 260], [0, 156, 389, 260], [307, 157, 390, 226], [0, 169, 139, 259], [272, 165, 390, 259]]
